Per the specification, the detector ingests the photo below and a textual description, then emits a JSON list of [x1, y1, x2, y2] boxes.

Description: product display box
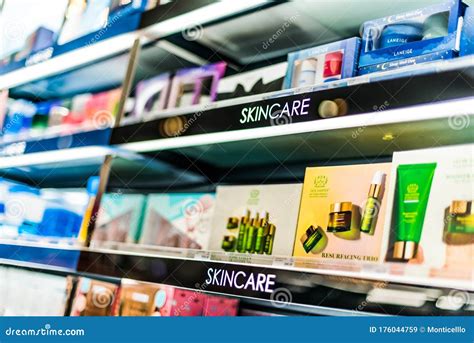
[[358, 0, 465, 74], [133, 73, 171, 119], [209, 184, 303, 257], [92, 193, 147, 244], [203, 295, 239, 316], [217, 62, 287, 100], [0, 267, 69, 316], [119, 281, 175, 317], [381, 144, 473, 280], [70, 277, 119, 316], [170, 289, 206, 316], [282, 38, 361, 89], [139, 193, 215, 250], [167, 62, 227, 108], [460, 7, 474, 56], [293, 163, 392, 263]]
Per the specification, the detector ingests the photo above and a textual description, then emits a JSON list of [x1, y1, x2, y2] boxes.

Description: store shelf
[[0, 1, 269, 94], [110, 60, 474, 186], [0, 240, 80, 271], [0, 237, 471, 315], [74, 246, 473, 316]]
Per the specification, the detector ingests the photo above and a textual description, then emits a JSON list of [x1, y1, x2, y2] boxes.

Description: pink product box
[[170, 289, 206, 316], [203, 295, 239, 316]]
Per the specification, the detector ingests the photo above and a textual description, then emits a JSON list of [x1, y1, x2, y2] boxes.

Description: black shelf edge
[[112, 62, 474, 144], [76, 249, 473, 316]]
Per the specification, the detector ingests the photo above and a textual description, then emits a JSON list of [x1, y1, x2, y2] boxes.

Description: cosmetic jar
[[300, 225, 327, 254], [323, 51, 343, 78], [295, 59, 317, 87], [379, 23, 423, 49], [443, 200, 474, 246], [422, 12, 449, 40], [226, 217, 239, 229], [327, 202, 352, 232], [318, 98, 348, 118], [221, 235, 236, 251]]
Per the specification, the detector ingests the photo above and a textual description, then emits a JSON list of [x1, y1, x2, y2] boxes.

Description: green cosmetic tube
[[236, 210, 250, 253], [393, 163, 436, 260]]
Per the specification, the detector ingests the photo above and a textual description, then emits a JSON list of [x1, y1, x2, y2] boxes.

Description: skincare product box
[[203, 295, 239, 316], [118, 280, 175, 317], [70, 277, 119, 316], [0, 267, 69, 316], [92, 193, 147, 244], [133, 73, 171, 119], [217, 62, 287, 100], [460, 7, 474, 56], [282, 38, 361, 89], [358, 50, 455, 75], [170, 289, 206, 316], [293, 163, 392, 263], [167, 62, 227, 108], [382, 144, 474, 280], [139, 193, 215, 250], [358, 0, 465, 74], [209, 184, 303, 257]]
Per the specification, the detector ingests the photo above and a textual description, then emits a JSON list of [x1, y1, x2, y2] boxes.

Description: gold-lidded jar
[[327, 202, 352, 232]]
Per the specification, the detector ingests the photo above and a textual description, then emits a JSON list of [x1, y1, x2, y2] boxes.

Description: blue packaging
[[282, 38, 361, 89], [460, 7, 474, 56], [359, 0, 465, 72], [358, 50, 455, 75]]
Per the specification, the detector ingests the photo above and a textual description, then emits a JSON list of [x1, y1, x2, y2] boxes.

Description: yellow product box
[[293, 163, 392, 263]]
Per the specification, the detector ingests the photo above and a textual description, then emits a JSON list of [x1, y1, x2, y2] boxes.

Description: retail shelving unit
[[1, 0, 473, 316]]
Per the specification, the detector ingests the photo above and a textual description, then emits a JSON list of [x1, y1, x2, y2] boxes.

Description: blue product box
[[359, 0, 465, 70], [358, 50, 455, 75], [460, 7, 474, 56], [282, 37, 361, 89]]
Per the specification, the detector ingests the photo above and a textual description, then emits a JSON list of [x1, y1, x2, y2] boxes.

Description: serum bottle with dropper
[[360, 171, 386, 235]]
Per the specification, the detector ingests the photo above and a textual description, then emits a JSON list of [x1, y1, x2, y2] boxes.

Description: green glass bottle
[[236, 210, 250, 253], [245, 213, 259, 253], [264, 224, 276, 255], [255, 212, 269, 254]]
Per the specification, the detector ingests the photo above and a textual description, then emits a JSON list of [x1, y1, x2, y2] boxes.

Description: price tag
[[194, 251, 211, 261], [272, 257, 294, 268]]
